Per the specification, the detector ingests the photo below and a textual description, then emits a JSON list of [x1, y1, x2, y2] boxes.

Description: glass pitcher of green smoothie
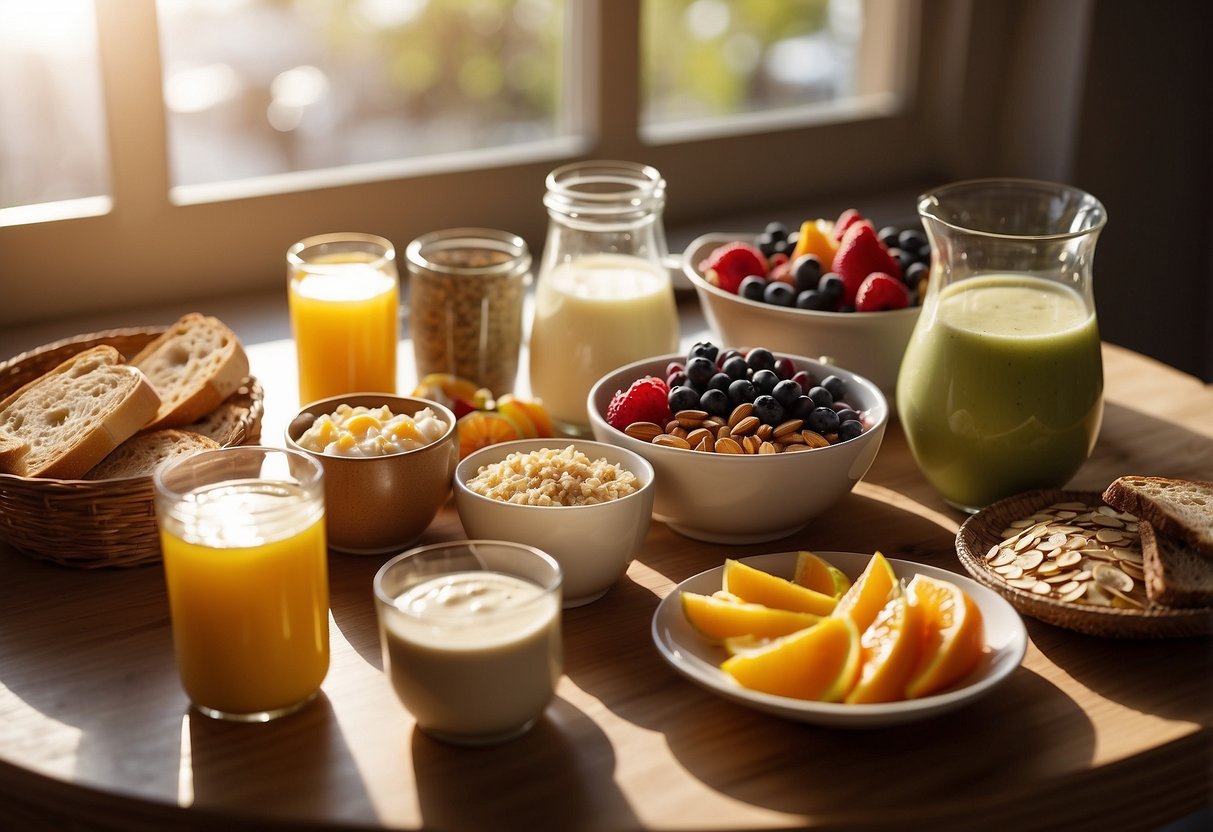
[[897, 179, 1107, 512]]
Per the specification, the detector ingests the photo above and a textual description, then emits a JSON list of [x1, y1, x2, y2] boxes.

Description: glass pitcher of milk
[[897, 179, 1107, 512], [528, 160, 680, 436]]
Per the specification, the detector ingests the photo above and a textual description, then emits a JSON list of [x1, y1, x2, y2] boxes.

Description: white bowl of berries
[[682, 210, 925, 407], [587, 342, 888, 545]]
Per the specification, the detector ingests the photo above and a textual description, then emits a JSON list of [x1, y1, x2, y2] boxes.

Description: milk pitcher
[[897, 178, 1107, 512]]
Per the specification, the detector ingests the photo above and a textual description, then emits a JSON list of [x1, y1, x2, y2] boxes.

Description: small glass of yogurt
[[372, 540, 563, 746]]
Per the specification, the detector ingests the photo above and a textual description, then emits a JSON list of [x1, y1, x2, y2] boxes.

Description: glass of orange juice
[[288, 232, 400, 405], [153, 446, 330, 722]]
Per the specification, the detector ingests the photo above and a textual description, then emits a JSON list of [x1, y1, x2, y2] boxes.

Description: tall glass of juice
[[897, 179, 1107, 512], [288, 232, 400, 405], [154, 446, 330, 722]]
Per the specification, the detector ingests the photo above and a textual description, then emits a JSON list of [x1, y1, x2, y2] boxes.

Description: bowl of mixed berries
[[587, 341, 888, 545], [682, 208, 927, 407]]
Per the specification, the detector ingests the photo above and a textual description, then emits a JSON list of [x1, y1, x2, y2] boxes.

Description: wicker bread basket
[[0, 327, 264, 568], [956, 488, 1213, 639]]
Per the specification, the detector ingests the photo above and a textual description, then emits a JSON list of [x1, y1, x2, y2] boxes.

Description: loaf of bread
[[130, 313, 249, 431], [85, 429, 219, 480], [1139, 521, 1213, 608], [1102, 476, 1213, 556], [0, 345, 161, 479]]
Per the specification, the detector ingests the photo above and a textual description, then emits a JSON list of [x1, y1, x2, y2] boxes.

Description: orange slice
[[680, 592, 821, 642], [494, 395, 539, 439], [721, 559, 838, 616], [792, 550, 852, 598], [456, 410, 518, 459], [412, 373, 480, 404], [831, 551, 899, 633], [721, 616, 861, 702], [514, 397, 555, 438], [904, 574, 985, 699], [844, 594, 924, 704], [790, 219, 839, 267]]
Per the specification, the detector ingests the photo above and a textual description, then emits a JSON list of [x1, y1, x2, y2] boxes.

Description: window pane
[[0, 0, 110, 210], [642, 0, 897, 127], [156, 0, 566, 188]]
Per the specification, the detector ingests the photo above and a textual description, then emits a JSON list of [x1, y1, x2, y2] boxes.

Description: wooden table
[[1, 300, 1211, 831]]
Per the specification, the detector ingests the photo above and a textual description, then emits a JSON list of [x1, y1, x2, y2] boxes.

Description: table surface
[[1, 294, 1211, 832]]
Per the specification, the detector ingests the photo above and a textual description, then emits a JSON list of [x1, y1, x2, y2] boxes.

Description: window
[[1, 0, 945, 327]]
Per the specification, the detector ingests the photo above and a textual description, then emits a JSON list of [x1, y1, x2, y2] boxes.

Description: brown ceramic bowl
[[285, 394, 458, 555]]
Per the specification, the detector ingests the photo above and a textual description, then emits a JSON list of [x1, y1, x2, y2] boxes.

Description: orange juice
[[159, 480, 330, 719], [289, 249, 399, 405]]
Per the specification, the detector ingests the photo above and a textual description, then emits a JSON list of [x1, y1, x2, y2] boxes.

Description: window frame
[[0, 0, 1075, 331]]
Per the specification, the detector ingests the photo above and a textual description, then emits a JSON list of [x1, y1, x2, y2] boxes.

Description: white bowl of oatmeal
[[286, 394, 459, 555], [453, 439, 656, 606]]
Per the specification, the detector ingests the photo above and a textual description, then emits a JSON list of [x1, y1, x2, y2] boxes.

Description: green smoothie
[[897, 273, 1103, 511]]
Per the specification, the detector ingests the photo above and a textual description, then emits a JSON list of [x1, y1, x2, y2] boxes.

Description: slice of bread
[[0, 431, 29, 471], [130, 313, 250, 430], [85, 428, 219, 480], [1139, 521, 1213, 609], [0, 345, 161, 479], [1102, 476, 1213, 556]]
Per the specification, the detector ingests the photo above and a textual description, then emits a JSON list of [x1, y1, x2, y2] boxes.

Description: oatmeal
[[465, 445, 638, 506]]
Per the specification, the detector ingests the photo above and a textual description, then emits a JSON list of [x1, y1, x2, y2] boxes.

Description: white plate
[[651, 551, 1028, 727]]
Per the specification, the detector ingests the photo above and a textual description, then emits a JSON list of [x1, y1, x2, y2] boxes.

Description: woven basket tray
[[956, 488, 1213, 639], [0, 327, 264, 568]]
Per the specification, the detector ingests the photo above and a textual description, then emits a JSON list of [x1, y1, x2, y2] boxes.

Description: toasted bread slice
[[131, 313, 250, 430], [0, 345, 161, 479], [1139, 521, 1213, 609], [85, 428, 219, 480], [1103, 476, 1213, 556]]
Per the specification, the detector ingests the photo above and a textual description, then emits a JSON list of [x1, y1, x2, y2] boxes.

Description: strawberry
[[699, 242, 767, 294], [606, 376, 672, 430], [855, 272, 910, 312], [832, 208, 869, 242], [831, 222, 903, 306]]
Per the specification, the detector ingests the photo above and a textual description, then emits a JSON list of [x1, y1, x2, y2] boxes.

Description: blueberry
[[898, 228, 927, 251], [699, 388, 731, 418], [838, 419, 864, 441], [888, 246, 915, 273], [807, 385, 834, 408], [764, 221, 788, 241], [905, 261, 929, 290], [722, 355, 749, 380], [753, 394, 785, 426], [716, 348, 743, 369], [771, 239, 790, 257], [774, 357, 797, 379], [818, 273, 845, 303], [763, 281, 795, 307], [707, 372, 732, 393], [835, 407, 860, 424], [785, 230, 799, 251], [751, 368, 779, 395], [745, 347, 776, 373], [771, 379, 802, 409], [668, 385, 700, 413], [791, 254, 822, 292], [685, 356, 716, 390], [756, 233, 777, 258], [878, 225, 901, 249], [795, 289, 830, 311], [791, 395, 816, 420], [837, 304, 856, 313], [807, 406, 840, 434], [822, 374, 846, 401], [688, 341, 719, 363], [739, 275, 767, 301], [727, 378, 757, 406]]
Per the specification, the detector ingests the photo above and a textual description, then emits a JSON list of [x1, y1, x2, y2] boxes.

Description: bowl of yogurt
[[286, 394, 458, 554]]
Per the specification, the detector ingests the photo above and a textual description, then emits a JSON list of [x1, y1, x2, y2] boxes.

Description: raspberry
[[831, 223, 903, 307], [855, 272, 910, 312], [698, 241, 768, 294], [606, 376, 672, 430]]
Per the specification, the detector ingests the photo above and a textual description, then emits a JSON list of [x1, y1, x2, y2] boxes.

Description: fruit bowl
[[587, 351, 887, 544], [683, 232, 919, 407]]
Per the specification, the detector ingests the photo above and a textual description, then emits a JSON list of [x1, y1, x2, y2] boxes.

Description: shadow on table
[[411, 696, 639, 832], [187, 693, 376, 823]]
